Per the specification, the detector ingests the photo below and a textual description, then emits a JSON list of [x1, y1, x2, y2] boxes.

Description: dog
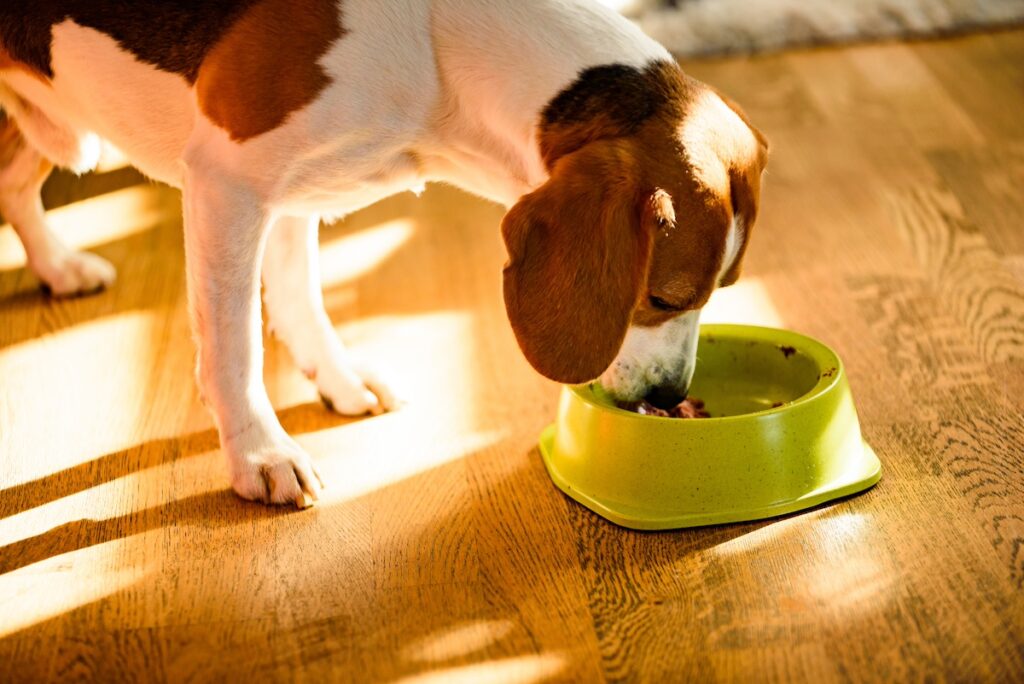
[[0, 0, 767, 507]]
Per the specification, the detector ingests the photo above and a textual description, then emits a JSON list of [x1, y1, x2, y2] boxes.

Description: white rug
[[599, 0, 1024, 56]]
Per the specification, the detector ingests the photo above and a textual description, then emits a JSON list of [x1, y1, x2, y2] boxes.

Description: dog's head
[[502, 61, 767, 407]]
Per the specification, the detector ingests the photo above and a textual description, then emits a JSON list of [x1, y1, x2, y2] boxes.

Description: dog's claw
[[229, 437, 322, 508]]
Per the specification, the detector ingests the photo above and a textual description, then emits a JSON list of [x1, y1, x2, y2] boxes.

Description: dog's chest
[[272, 143, 426, 217]]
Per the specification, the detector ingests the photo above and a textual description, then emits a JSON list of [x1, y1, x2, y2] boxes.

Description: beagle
[[0, 0, 767, 507]]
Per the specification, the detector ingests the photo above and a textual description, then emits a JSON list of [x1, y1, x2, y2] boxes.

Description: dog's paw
[[37, 250, 116, 297], [315, 358, 403, 416], [228, 437, 323, 508]]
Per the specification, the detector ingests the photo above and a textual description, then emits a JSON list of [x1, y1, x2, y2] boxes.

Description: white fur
[[680, 88, 759, 198], [262, 214, 400, 415], [1, 0, 732, 504], [720, 214, 744, 283], [601, 310, 702, 401]]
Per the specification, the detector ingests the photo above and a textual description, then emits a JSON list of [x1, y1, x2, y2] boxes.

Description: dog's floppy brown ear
[[501, 139, 652, 384]]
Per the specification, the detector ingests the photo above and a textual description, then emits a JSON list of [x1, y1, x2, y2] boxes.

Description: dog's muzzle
[[599, 310, 701, 403]]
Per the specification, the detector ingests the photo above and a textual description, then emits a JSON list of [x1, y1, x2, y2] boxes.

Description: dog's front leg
[[262, 215, 400, 414], [182, 164, 322, 507]]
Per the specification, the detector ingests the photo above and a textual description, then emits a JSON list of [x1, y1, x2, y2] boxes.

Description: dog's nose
[[644, 383, 688, 410]]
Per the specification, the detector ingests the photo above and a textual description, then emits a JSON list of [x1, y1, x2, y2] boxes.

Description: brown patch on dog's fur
[[196, 0, 345, 142], [1, 1, 345, 141], [503, 60, 767, 380], [0, 1, 262, 81], [0, 42, 49, 84], [540, 63, 670, 166]]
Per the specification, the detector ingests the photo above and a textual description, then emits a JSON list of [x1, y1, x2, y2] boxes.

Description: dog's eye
[[648, 295, 676, 311]]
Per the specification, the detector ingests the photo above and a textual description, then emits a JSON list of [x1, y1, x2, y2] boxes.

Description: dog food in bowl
[[620, 397, 711, 419]]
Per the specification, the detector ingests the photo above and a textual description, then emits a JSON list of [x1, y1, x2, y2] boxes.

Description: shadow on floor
[[0, 489, 293, 575], [41, 166, 151, 212], [0, 226, 184, 349], [0, 401, 362, 522], [0, 177, 458, 349], [0, 437, 782, 681]]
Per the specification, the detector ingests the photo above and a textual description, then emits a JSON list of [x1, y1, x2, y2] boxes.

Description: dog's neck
[[421, 0, 670, 207]]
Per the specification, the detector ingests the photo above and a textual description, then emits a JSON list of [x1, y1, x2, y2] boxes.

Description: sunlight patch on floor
[[713, 510, 892, 612], [714, 510, 869, 558], [0, 542, 152, 638], [807, 555, 889, 610], [0, 434, 221, 552], [403, 620, 516, 663], [0, 184, 171, 270], [805, 512, 892, 609], [808, 511, 871, 557], [713, 510, 823, 557], [266, 310, 481, 420], [319, 219, 414, 288], [296, 310, 503, 508], [0, 311, 161, 485], [309, 423, 504, 508], [701, 277, 785, 327], [390, 653, 565, 684], [328, 311, 479, 417]]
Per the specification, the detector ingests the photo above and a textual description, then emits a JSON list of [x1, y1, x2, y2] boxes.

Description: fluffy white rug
[[599, 0, 1024, 56]]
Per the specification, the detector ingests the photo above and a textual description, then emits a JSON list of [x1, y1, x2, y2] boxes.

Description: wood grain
[[3, 30, 1024, 683]]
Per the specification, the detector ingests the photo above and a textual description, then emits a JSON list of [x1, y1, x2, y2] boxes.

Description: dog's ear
[[501, 139, 652, 384]]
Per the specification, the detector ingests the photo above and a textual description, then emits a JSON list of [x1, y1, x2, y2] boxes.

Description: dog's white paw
[[314, 358, 403, 416], [36, 250, 116, 297], [227, 436, 323, 508]]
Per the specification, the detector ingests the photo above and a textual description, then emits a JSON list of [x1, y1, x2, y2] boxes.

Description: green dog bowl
[[539, 324, 881, 530]]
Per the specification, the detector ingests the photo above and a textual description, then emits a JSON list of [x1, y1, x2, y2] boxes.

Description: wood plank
[[927, 143, 1024, 257], [915, 32, 1024, 142]]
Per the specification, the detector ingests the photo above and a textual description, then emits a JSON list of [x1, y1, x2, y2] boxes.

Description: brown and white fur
[[0, 0, 767, 507]]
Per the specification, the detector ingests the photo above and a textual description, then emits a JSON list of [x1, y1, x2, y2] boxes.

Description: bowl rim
[[570, 324, 845, 424]]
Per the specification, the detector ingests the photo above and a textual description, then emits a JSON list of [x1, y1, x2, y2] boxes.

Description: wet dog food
[[621, 397, 711, 419]]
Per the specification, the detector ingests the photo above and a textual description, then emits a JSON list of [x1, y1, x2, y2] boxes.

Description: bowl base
[[538, 424, 882, 531]]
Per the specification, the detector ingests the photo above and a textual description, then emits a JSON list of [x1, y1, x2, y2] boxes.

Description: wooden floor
[[2, 31, 1023, 683]]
